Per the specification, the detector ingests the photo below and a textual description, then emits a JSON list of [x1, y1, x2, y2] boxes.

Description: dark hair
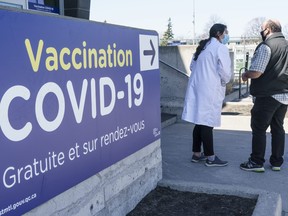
[[266, 20, 282, 32], [194, 23, 227, 60]]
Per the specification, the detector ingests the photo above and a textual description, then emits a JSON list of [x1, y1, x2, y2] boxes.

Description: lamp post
[[193, 0, 196, 45]]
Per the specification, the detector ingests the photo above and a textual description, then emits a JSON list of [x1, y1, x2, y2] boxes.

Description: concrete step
[[161, 113, 177, 128]]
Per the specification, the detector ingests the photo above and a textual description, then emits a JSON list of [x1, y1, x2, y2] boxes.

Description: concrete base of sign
[[23, 140, 162, 216]]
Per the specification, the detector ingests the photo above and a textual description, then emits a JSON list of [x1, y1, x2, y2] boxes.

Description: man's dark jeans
[[250, 96, 287, 167]]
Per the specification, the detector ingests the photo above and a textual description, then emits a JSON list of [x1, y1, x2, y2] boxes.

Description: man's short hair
[[266, 19, 282, 32]]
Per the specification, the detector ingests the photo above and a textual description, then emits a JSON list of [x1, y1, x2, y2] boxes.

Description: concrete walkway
[[161, 99, 288, 215]]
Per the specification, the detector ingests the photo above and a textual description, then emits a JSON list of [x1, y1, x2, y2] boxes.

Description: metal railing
[[159, 59, 189, 77], [238, 52, 250, 99]]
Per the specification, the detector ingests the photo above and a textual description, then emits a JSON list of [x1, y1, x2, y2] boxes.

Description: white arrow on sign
[[139, 34, 159, 71]]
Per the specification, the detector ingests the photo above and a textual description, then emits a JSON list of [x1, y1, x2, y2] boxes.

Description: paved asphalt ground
[[161, 96, 288, 216]]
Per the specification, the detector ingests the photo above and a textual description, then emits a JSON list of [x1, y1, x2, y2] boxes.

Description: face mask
[[260, 29, 267, 41], [221, 34, 229, 45]]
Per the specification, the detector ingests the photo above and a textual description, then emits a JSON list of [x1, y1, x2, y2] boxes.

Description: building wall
[[159, 45, 196, 76], [64, 0, 90, 19]]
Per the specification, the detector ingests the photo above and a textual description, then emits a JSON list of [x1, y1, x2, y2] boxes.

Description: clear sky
[[90, 0, 288, 39]]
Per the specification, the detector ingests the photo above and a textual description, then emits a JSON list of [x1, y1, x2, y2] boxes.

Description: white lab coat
[[182, 38, 231, 127]]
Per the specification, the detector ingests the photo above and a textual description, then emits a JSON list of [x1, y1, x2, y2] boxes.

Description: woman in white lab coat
[[182, 23, 232, 167]]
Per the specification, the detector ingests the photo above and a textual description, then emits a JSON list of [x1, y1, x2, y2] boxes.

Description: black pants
[[193, 124, 214, 156], [251, 97, 287, 167]]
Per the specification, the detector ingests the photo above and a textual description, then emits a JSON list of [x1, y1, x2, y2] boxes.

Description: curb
[[158, 179, 282, 216]]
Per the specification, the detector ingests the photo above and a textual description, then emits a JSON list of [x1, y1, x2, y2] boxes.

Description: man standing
[[240, 19, 288, 172]]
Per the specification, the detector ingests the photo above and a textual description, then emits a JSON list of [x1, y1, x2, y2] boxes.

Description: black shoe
[[205, 156, 228, 167], [191, 153, 207, 163], [240, 158, 265, 172]]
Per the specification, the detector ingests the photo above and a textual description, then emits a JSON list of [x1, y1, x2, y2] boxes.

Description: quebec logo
[[153, 128, 161, 137]]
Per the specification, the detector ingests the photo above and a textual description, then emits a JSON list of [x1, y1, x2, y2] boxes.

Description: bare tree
[[282, 24, 288, 39], [201, 15, 225, 38], [243, 17, 266, 43]]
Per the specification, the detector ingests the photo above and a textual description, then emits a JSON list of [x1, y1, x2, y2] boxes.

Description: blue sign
[[28, 0, 60, 14], [0, 8, 160, 216]]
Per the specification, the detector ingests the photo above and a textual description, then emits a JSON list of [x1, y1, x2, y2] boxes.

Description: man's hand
[[242, 72, 248, 82], [242, 70, 262, 81]]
